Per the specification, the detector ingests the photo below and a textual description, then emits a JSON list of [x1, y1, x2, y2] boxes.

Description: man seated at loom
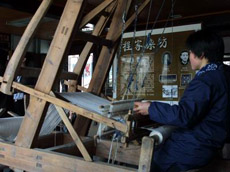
[[134, 29, 230, 172]]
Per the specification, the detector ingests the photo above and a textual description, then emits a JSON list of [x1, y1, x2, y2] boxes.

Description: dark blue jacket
[[149, 63, 230, 171]]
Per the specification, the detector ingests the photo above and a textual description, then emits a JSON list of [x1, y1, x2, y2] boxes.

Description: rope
[[116, 1, 129, 63], [139, 0, 177, 92], [107, 131, 122, 164], [121, 0, 139, 100], [122, 0, 154, 100]]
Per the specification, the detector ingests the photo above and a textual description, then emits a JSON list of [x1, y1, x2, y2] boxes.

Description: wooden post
[[138, 137, 155, 172], [68, 1, 116, 92], [0, 0, 53, 95], [15, 0, 84, 148]]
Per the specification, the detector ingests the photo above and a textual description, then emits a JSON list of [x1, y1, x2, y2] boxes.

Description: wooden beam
[[88, 0, 131, 95], [114, 0, 150, 42], [0, 0, 53, 95], [138, 137, 155, 172], [51, 92, 92, 161], [95, 139, 141, 165], [68, 1, 116, 93], [19, 67, 78, 80], [3, 79, 128, 134], [15, 0, 85, 148], [80, 0, 115, 28], [0, 142, 136, 172]]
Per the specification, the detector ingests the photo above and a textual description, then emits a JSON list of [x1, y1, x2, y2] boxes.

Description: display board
[[116, 24, 201, 101]]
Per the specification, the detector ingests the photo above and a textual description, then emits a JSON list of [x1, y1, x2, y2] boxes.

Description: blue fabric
[[149, 63, 230, 172]]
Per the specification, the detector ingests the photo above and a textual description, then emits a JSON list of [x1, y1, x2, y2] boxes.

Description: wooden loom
[[0, 0, 156, 171]]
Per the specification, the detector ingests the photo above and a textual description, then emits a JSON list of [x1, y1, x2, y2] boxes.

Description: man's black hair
[[186, 29, 225, 63]]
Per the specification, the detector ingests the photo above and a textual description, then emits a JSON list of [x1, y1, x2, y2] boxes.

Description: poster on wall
[[162, 85, 178, 98], [116, 24, 201, 101], [119, 54, 155, 99]]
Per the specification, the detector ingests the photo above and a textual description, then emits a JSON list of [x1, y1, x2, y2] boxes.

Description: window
[[68, 54, 93, 88]]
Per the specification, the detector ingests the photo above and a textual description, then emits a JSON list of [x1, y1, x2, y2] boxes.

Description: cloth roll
[[149, 125, 177, 145]]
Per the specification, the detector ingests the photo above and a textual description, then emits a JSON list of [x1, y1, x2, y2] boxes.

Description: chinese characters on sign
[[122, 37, 168, 53]]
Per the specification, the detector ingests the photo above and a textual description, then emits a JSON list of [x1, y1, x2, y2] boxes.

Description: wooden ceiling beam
[[80, 0, 116, 29]]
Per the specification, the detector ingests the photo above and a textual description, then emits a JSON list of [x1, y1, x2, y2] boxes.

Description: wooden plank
[[95, 139, 141, 165], [19, 67, 78, 80], [138, 137, 155, 172], [0, 0, 53, 95], [4, 80, 128, 134], [68, 1, 116, 93], [88, 0, 131, 95], [15, 0, 85, 148], [79, 0, 115, 28], [50, 92, 92, 161], [0, 142, 136, 172]]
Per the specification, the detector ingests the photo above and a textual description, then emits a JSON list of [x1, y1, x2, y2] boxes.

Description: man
[[134, 30, 230, 172]]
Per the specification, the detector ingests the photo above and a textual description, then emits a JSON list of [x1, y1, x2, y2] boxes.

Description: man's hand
[[133, 102, 150, 115]]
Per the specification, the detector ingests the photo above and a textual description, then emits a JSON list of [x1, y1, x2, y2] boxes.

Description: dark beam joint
[[75, 31, 113, 48], [101, 11, 110, 17]]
